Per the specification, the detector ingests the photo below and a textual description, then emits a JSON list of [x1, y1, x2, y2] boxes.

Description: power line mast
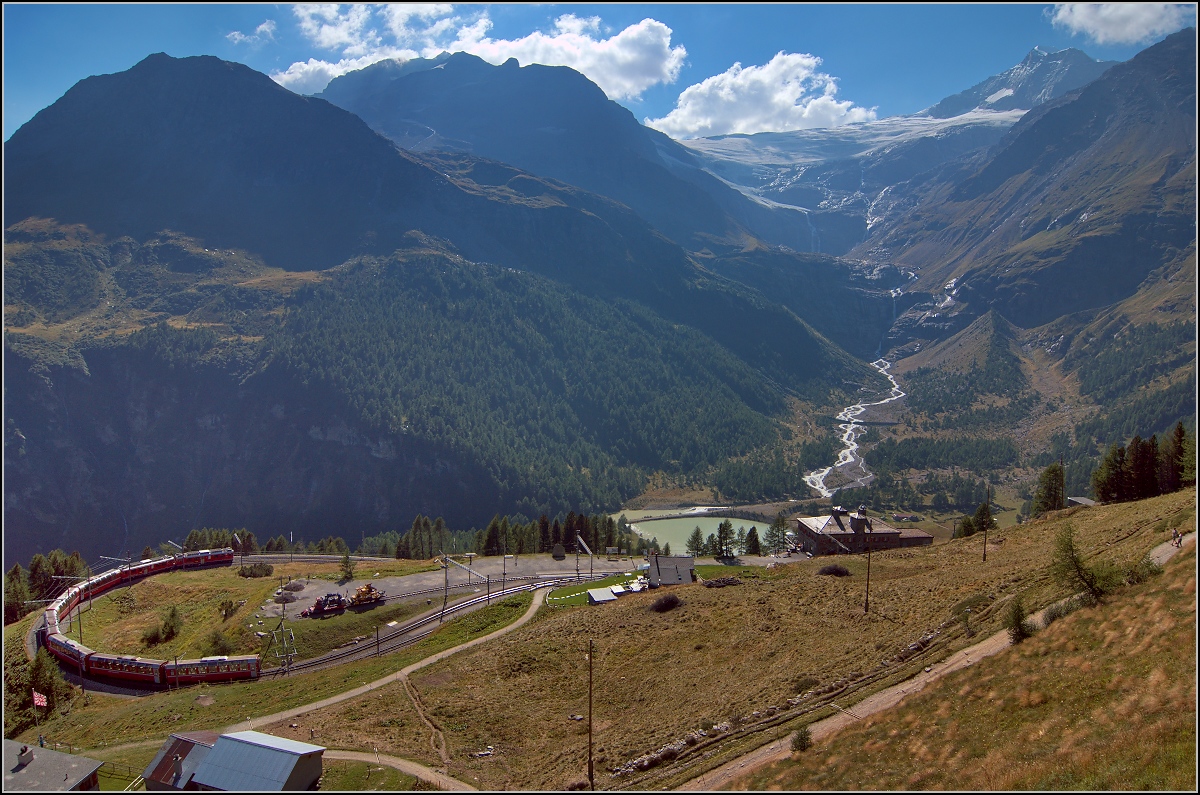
[[266, 615, 298, 675]]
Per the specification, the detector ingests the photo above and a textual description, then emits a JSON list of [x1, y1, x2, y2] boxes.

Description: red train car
[[164, 655, 260, 685], [40, 548, 259, 686]]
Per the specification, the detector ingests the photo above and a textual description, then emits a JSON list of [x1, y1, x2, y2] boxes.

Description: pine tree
[[716, 519, 735, 558], [1159, 421, 1186, 494], [1092, 443, 1128, 503], [973, 500, 994, 534], [745, 527, 763, 556], [685, 526, 705, 556], [4, 564, 31, 625], [954, 515, 976, 538], [27, 554, 53, 602], [1031, 463, 1064, 517], [1127, 435, 1160, 501], [765, 511, 789, 554]]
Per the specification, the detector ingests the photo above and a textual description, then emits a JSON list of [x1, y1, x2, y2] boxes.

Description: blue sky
[[4, 3, 1196, 141]]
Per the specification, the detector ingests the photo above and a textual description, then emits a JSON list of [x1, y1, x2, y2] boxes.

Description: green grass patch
[[694, 564, 777, 580], [274, 599, 430, 662], [547, 573, 640, 606], [9, 593, 533, 750], [318, 759, 424, 791]]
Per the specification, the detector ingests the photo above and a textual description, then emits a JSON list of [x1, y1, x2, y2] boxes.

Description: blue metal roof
[[191, 732, 323, 791]]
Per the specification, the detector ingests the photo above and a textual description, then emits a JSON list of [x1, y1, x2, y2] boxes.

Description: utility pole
[[863, 523, 872, 615], [1060, 455, 1065, 511], [588, 638, 595, 791], [441, 552, 449, 622], [983, 484, 989, 562]]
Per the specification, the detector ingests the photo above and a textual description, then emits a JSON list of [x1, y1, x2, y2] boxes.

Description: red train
[[41, 548, 262, 685]]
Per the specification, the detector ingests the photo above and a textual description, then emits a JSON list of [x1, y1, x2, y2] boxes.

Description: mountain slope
[[681, 46, 1120, 256], [859, 28, 1196, 330], [2, 240, 812, 566], [317, 52, 817, 253], [3, 53, 880, 396], [3, 54, 889, 564], [924, 46, 1116, 117]]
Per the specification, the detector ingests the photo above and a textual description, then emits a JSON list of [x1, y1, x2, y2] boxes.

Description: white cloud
[[272, 6, 686, 100], [294, 4, 380, 57], [1050, 3, 1196, 45], [227, 19, 277, 46], [271, 51, 417, 96], [380, 3, 455, 44], [645, 52, 876, 139], [441, 15, 686, 99]]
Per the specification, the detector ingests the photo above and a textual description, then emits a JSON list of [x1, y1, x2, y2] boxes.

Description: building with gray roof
[[645, 554, 696, 587], [187, 731, 323, 791], [141, 730, 220, 791], [3, 739, 103, 791], [795, 506, 933, 556]]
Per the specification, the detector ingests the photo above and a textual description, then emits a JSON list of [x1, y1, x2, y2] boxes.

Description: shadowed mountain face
[[316, 52, 818, 254], [3, 53, 888, 565]]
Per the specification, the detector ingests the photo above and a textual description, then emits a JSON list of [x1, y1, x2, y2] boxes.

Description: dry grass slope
[[245, 489, 1193, 791], [741, 539, 1196, 791]]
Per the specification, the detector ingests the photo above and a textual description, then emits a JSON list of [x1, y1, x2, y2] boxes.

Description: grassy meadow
[[235, 489, 1195, 791], [57, 558, 438, 661], [7, 490, 1193, 791], [8, 594, 532, 751], [740, 541, 1196, 790]]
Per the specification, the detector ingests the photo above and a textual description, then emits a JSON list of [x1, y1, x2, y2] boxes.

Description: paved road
[[683, 530, 1196, 790]]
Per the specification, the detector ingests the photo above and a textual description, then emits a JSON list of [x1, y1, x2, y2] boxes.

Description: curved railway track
[[265, 577, 592, 676], [59, 575, 606, 695]]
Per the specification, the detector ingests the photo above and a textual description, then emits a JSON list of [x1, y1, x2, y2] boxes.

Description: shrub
[[1003, 596, 1036, 644], [238, 562, 273, 578], [141, 623, 163, 646], [1050, 525, 1121, 601], [817, 564, 850, 577], [650, 593, 681, 613], [1124, 553, 1163, 585], [162, 606, 183, 641], [218, 599, 236, 621], [1042, 593, 1091, 628], [792, 726, 813, 752], [793, 676, 819, 693], [207, 629, 235, 656]]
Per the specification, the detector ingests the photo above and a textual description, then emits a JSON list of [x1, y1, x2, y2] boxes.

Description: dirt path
[[218, 588, 546, 789], [324, 749, 474, 791], [684, 531, 1196, 790]]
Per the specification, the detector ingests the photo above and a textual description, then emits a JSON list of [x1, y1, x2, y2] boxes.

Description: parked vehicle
[[300, 592, 349, 618], [347, 583, 385, 608]]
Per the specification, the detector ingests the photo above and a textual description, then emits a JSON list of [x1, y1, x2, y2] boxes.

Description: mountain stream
[[803, 359, 906, 499]]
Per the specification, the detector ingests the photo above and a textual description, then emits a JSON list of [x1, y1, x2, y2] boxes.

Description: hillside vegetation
[[5, 227, 878, 564], [741, 540, 1196, 791], [231, 489, 1193, 790]]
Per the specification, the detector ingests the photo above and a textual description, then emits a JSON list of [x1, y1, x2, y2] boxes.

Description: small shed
[[646, 555, 696, 587], [3, 739, 103, 791], [1067, 496, 1096, 508], [587, 588, 617, 605], [142, 730, 219, 791], [190, 731, 324, 792]]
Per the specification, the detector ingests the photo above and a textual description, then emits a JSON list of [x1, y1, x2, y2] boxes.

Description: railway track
[[265, 577, 593, 676], [57, 574, 608, 695]]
